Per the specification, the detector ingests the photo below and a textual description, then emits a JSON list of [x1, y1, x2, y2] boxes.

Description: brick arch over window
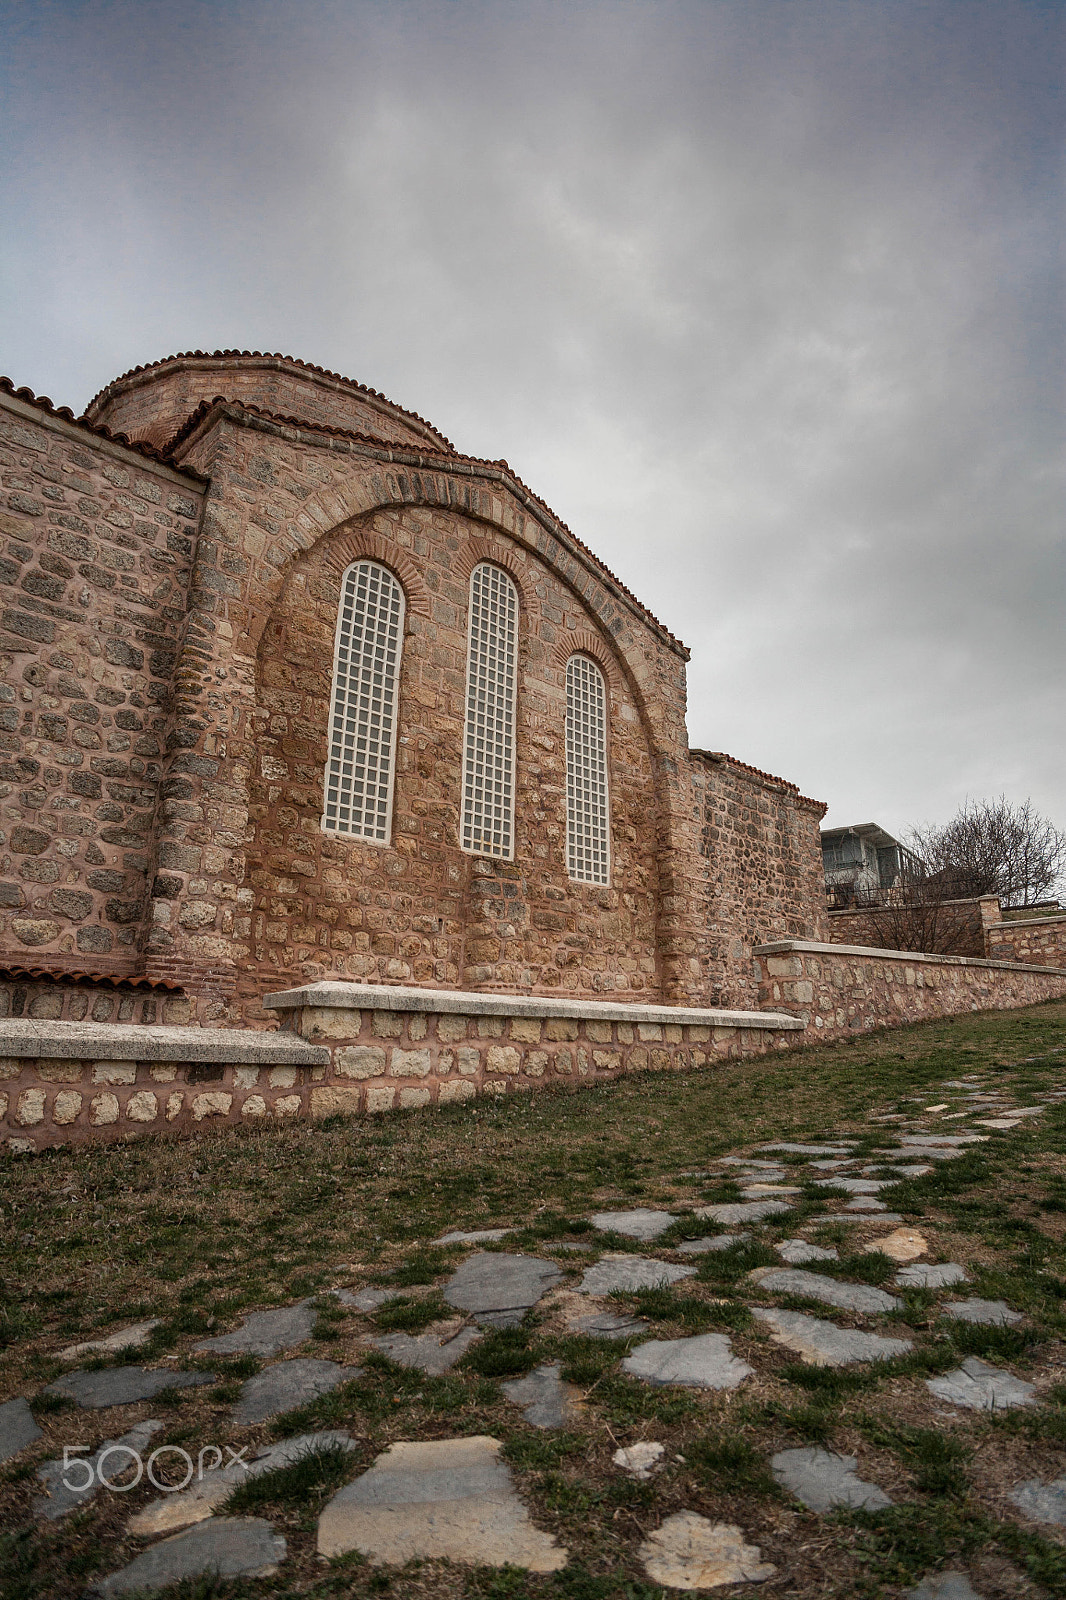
[[320, 526, 431, 621], [552, 630, 621, 698], [454, 536, 539, 617]]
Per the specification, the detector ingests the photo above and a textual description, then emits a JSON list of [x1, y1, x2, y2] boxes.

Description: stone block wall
[[825, 895, 1002, 959], [0, 990, 802, 1150], [0, 391, 204, 969], [243, 502, 662, 999], [756, 939, 1066, 1041], [0, 974, 193, 1027], [987, 917, 1066, 971], [690, 752, 827, 1008]]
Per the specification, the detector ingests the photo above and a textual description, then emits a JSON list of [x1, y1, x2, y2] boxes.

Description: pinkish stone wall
[[756, 940, 1066, 1041], [987, 916, 1066, 970], [0, 394, 204, 970], [0, 1004, 796, 1152]]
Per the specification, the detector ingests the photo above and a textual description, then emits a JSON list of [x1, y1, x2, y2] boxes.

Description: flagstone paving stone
[[740, 1184, 803, 1198], [502, 1363, 581, 1428], [35, 1420, 163, 1521], [94, 1517, 286, 1594], [195, 1299, 316, 1357], [776, 1240, 839, 1264], [317, 1436, 567, 1571], [577, 1254, 696, 1294], [614, 1441, 665, 1478], [926, 1357, 1036, 1411], [433, 1228, 512, 1245], [589, 1208, 677, 1240], [771, 1446, 892, 1512], [58, 1320, 160, 1362], [371, 1325, 482, 1374], [0, 1396, 41, 1463], [676, 1232, 749, 1255], [569, 1311, 650, 1339], [43, 1366, 213, 1410], [128, 1431, 359, 1537], [813, 1177, 891, 1194], [879, 1228, 930, 1262], [943, 1298, 1021, 1326], [695, 1199, 792, 1224], [1008, 1475, 1066, 1526], [621, 1333, 753, 1390], [749, 1268, 900, 1314], [895, 1263, 967, 1288], [232, 1359, 362, 1426], [752, 1308, 912, 1366], [638, 1512, 775, 1589], [905, 1573, 984, 1599], [342, 1287, 402, 1311], [846, 1197, 890, 1211], [443, 1253, 561, 1327]]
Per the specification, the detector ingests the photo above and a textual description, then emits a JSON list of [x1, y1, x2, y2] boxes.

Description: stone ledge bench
[[262, 981, 804, 1121], [1, 988, 804, 1151], [0, 1020, 330, 1151]]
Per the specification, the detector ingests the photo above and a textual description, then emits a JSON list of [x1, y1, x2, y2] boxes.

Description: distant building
[[821, 824, 910, 905]]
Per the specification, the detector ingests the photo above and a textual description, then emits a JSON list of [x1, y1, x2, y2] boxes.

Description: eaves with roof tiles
[[83, 349, 457, 453], [691, 748, 826, 813], [0, 376, 206, 478]]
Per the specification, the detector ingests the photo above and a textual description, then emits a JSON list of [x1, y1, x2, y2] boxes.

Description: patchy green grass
[[2, 999, 1066, 1598]]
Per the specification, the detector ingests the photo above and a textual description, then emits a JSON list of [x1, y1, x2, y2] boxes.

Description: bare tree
[[908, 797, 1066, 909]]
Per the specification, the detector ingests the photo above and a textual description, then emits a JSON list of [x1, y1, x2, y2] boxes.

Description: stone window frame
[[565, 653, 611, 886], [321, 558, 406, 846], [461, 562, 519, 860]]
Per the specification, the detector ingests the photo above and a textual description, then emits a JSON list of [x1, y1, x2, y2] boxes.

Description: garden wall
[[0, 984, 802, 1151], [755, 939, 1066, 1041], [986, 916, 1066, 971]]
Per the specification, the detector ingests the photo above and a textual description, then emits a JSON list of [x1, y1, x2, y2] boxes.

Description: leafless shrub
[[908, 797, 1066, 909]]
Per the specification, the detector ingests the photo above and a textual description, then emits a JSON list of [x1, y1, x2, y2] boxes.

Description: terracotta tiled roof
[[167, 395, 690, 657], [0, 376, 205, 476], [0, 963, 183, 991], [690, 749, 826, 812], [84, 349, 457, 452]]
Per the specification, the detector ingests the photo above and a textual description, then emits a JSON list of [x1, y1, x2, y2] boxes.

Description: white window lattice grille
[[565, 655, 610, 884], [461, 563, 518, 857], [322, 560, 405, 843]]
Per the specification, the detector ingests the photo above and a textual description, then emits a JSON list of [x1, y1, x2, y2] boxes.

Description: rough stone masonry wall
[[0, 393, 204, 969], [987, 917, 1066, 971], [138, 401, 700, 1009], [0, 998, 800, 1151], [756, 940, 1066, 1042], [691, 753, 827, 1009], [243, 501, 661, 1000], [825, 896, 1002, 960]]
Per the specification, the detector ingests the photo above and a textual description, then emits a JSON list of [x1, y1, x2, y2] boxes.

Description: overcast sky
[[2, 0, 1062, 836]]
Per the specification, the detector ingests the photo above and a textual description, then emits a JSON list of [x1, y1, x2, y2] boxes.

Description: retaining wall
[[986, 916, 1066, 971], [0, 984, 802, 1151], [755, 939, 1066, 1040]]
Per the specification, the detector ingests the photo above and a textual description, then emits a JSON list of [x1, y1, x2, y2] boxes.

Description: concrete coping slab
[[0, 1018, 330, 1066], [754, 939, 1066, 978], [262, 979, 804, 1031]]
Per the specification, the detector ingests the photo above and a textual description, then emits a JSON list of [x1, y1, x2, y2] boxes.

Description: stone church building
[[5, 352, 1066, 1148], [0, 351, 828, 1025]]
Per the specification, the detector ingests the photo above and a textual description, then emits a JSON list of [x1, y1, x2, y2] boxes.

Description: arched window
[[461, 563, 518, 857], [565, 654, 610, 884], [322, 560, 405, 843]]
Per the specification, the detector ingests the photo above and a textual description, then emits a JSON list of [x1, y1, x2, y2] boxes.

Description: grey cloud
[[2, 0, 1061, 834]]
